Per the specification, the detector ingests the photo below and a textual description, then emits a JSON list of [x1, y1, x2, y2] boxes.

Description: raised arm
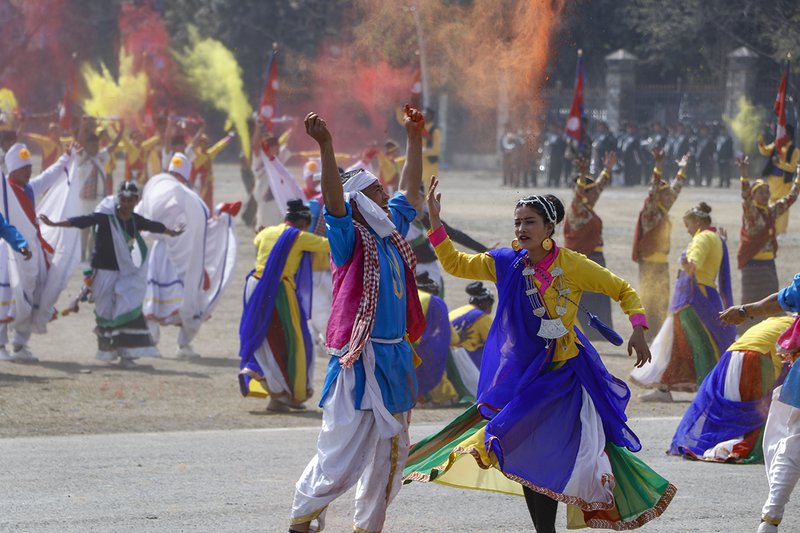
[[305, 112, 344, 217], [426, 175, 496, 282], [29, 145, 77, 197], [738, 156, 752, 205], [398, 105, 425, 210], [596, 150, 615, 190]]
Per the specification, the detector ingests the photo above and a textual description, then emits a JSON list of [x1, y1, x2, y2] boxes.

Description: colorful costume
[[290, 191, 426, 533], [759, 138, 799, 234], [447, 303, 492, 401], [564, 170, 613, 341], [631, 228, 735, 392], [239, 223, 329, 404], [414, 289, 458, 404], [669, 316, 795, 463], [632, 169, 684, 334], [190, 134, 233, 210], [120, 134, 160, 185], [404, 229, 675, 530], [68, 196, 167, 363], [738, 178, 799, 317]]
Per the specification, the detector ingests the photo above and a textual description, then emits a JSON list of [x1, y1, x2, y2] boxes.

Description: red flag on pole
[[774, 59, 790, 152], [258, 46, 279, 132], [565, 50, 584, 142]]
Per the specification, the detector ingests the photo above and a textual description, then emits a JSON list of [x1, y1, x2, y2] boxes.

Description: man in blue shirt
[[289, 106, 425, 533]]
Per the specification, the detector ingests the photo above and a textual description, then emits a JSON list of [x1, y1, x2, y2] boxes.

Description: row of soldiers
[[503, 117, 745, 189]]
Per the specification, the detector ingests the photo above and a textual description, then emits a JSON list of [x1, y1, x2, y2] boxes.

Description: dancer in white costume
[[135, 153, 238, 359], [41, 181, 184, 368], [0, 142, 81, 362]]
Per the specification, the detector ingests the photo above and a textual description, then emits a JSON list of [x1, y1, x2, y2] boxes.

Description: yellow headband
[[751, 179, 768, 193]]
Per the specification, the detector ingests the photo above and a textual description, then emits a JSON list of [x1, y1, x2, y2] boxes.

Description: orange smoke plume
[[352, 0, 565, 122]]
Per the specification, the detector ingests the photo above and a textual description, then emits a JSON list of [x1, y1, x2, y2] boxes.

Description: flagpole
[[408, 4, 430, 109]]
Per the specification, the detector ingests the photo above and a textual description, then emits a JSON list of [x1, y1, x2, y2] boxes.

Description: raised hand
[[304, 112, 332, 146], [602, 151, 617, 171], [651, 146, 664, 163], [677, 153, 690, 170], [403, 104, 425, 138], [736, 155, 749, 177], [426, 175, 442, 227]]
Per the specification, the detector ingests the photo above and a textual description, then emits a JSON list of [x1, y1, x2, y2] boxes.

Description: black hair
[[285, 199, 311, 225], [118, 180, 139, 195], [516, 194, 565, 226], [466, 281, 494, 307], [415, 271, 440, 295], [339, 167, 365, 185]]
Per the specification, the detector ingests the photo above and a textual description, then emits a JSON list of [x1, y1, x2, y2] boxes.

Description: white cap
[[168, 152, 191, 181], [5, 143, 32, 174]]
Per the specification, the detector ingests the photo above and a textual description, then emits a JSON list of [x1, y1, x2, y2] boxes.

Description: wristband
[[428, 225, 448, 246], [676, 170, 687, 180]]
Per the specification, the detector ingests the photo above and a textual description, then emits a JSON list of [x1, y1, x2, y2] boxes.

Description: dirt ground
[[1, 163, 796, 438]]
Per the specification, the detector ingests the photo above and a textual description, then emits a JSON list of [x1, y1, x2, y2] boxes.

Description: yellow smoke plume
[[0, 88, 18, 114], [82, 48, 149, 123], [724, 96, 766, 156], [0, 88, 18, 130], [176, 26, 251, 158]]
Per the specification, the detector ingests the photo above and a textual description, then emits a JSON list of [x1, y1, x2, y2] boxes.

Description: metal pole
[[409, 4, 430, 110]]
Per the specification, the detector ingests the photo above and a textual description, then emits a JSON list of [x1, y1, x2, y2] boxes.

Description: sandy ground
[[1, 163, 798, 439]]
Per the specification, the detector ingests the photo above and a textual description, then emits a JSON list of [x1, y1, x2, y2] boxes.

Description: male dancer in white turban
[[289, 105, 425, 533]]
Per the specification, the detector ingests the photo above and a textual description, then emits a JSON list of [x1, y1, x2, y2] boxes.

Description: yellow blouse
[[254, 223, 330, 285], [433, 237, 645, 362], [685, 228, 723, 287]]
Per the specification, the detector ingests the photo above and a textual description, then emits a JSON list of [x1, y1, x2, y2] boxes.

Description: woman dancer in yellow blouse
[[403, 177, 674, 532], [239, 199, 329, 412]]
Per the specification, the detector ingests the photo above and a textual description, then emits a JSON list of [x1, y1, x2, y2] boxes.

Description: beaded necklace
[[522, 256, 569, 341]]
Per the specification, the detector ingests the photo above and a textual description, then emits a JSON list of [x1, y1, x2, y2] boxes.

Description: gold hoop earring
[[511, 238, 521, 251], [541, 238, 553, 251]]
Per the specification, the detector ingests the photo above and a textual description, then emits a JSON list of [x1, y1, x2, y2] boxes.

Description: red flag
[[410, 68, 422, 109], [258, 47, 279, 132], [774, 60, 790, 152], [565, 51, 584, 142]]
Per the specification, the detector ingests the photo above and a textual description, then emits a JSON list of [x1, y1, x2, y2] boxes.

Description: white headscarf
[[5, 143, 32, 174], [342, 169, 396, 238]]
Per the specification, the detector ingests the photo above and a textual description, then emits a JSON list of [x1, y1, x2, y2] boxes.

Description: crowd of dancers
[[3, 99, 800, 532]]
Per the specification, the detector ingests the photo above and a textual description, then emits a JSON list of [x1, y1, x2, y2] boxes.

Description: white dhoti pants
[[291, 344, 410, 533], [762, 386, 800, 526]]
